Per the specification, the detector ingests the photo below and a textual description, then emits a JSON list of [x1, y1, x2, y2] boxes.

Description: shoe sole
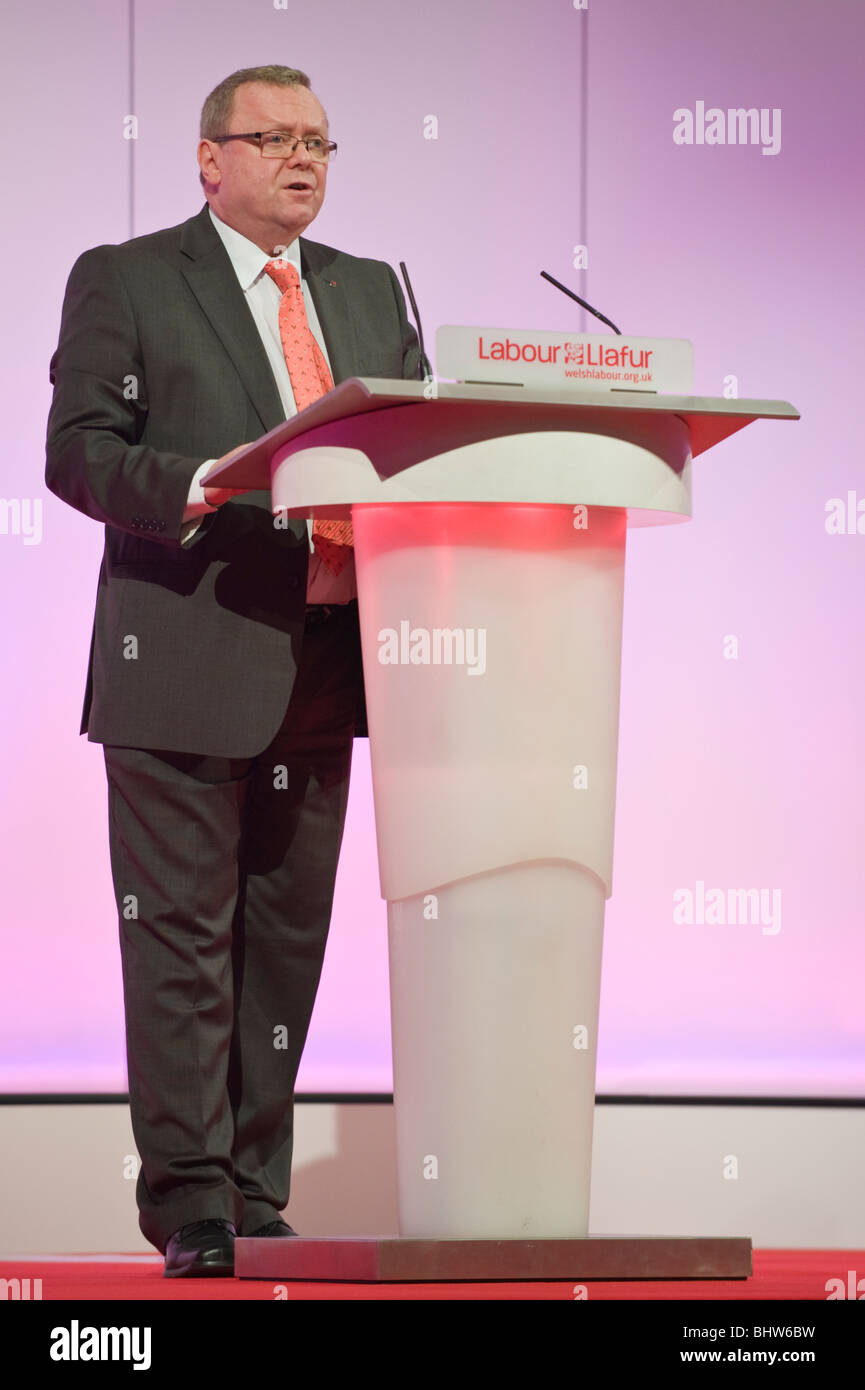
[[164, 1263, 234, 1278]]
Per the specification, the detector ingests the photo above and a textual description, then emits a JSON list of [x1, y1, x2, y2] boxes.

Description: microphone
[[399, 261, 434, 381], [540, 270, 623, 336]]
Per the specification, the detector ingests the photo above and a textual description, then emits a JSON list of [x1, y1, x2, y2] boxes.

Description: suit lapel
[[178, 207, 361, 421], [300, 238, 359, 384], [179, 206, 285, 433]]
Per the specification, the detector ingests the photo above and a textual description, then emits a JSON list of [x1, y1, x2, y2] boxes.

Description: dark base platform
[[235, 1235, 752, 1283]]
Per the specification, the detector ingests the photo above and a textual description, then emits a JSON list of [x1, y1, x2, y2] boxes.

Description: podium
[[207, 378, 798, 1282]]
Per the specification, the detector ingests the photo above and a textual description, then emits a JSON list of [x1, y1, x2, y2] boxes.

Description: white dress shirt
[[180, 206, 356, 604]]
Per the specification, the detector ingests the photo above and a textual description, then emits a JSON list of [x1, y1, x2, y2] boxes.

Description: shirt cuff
[[182, 459, 221, 523]]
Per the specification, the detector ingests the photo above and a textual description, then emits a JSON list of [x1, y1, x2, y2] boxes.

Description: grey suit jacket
[[45, 203, 420, 755]]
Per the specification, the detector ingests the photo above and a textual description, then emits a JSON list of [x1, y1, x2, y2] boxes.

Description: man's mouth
[[286, 182, 313, 192]]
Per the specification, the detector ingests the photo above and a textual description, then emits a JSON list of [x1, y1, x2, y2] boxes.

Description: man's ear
[[197, 139, 221, 191]]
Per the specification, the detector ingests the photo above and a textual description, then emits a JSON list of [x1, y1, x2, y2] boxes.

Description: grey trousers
[[103, 600, 362, 1252]]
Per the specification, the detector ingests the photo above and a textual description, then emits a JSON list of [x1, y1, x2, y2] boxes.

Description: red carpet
[[3, 1248, 862, 1300]]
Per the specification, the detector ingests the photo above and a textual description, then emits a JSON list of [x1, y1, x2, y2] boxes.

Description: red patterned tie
[[264, 258, 353, 576]]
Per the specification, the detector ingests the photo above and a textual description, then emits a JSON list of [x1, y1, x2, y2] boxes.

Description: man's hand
[[203, 443, 252, 507]]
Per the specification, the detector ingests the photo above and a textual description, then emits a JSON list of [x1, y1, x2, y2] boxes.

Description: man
[[45, 65, 420, 1277]]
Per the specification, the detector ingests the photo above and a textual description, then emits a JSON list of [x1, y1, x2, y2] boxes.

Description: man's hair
[[199, 65, 316, 188]]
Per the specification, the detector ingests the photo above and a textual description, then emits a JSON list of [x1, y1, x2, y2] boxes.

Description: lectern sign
[[436, 326, 694, 394]]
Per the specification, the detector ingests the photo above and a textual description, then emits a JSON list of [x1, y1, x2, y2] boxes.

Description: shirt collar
[[208, 206, 302, 291]]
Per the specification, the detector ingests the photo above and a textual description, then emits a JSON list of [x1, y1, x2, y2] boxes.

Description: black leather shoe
[[163, 1219, 236, 1278], [247, 1219, 298, 1238]]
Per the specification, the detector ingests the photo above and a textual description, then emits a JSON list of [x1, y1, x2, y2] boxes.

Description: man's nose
[[287, 141, 312, 166]]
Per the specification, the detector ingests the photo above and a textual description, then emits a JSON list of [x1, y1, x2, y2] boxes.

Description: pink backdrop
[[1, 0, 862, 1095]]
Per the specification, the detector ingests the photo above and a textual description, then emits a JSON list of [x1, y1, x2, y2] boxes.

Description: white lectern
[[209, 379, 798, 1282]]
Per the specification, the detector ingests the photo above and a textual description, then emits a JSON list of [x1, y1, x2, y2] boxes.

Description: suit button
[[287, 576, 299, 589]]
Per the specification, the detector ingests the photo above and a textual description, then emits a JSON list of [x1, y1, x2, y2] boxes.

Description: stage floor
[[2, 1248, 861, 1300]]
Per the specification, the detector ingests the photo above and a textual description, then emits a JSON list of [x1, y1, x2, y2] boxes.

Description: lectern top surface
[[205, 377, 799, 487]]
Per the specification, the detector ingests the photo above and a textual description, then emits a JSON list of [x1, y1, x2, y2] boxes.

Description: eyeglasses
[[211, 131, 338, 162]]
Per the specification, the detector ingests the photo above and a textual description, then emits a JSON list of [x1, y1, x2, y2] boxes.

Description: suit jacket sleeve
[[45, 244, 213, 549]]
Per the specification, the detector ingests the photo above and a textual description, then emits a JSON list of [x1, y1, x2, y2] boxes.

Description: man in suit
[[45, 64, 420, 1276]]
